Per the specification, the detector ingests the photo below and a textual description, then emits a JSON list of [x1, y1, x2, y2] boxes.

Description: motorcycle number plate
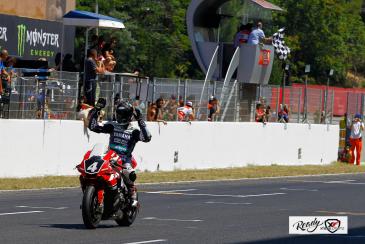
[[84, 156, 104, 174]]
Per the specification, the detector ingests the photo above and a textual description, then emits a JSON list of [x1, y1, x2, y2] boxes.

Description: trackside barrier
[[0, 120, 339, 178]]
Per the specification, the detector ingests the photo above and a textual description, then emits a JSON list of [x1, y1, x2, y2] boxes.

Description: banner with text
[[0, 13, 74, 64]]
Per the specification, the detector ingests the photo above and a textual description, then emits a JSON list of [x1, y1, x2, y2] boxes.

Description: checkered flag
[[272, 28, 290, 60]]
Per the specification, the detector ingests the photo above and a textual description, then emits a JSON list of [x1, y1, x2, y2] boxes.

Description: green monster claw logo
[[17, 24, 26, 56]]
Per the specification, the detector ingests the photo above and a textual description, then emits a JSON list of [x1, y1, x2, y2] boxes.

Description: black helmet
[[115, 101, 133, 124]]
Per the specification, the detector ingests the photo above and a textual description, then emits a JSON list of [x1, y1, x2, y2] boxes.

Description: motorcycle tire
[[82, 185, 102, 229], [115, 193, 138, 227]]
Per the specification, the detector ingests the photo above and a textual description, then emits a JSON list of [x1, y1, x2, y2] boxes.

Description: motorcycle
[[76, 143, 139, 229]]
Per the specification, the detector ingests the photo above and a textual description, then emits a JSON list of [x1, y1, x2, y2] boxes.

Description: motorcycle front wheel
[[82, 185, 102, 229], [115, 193, 138, 227]]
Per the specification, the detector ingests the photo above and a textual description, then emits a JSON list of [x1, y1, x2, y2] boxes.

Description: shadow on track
[[40, 223, 121, 230]]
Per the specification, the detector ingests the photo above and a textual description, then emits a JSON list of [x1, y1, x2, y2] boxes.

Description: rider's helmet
[[115, 101, 134, 125]]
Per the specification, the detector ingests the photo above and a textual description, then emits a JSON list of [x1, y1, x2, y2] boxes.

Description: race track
[[1, 173, 365, 244]]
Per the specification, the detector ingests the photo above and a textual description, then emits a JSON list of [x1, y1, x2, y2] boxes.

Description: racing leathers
[[88, 108, 151, 205]]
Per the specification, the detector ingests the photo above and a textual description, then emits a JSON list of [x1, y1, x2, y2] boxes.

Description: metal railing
[[2, 70, 365, 124]]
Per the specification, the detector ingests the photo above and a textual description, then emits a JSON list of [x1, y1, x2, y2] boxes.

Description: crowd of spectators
[[83, 35, 119, 106], [255, 97, 290, 124], [0, 49, 17, 95], [234, 21, 272, 48], [146, 95, 196, 123]]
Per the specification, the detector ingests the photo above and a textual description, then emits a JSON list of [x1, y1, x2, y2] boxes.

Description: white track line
[[291, 180, 365, 185], [16, 205, 68, 210], [146, 189, 197, 194], [155, 192, 286, 198], [143, 217, 202, 222], [123, 239, 167, 244], [205, 201, 252, 205], [280, 187, 318, 192], [0, 211, 44, 216], [139, 172, 365, 185]]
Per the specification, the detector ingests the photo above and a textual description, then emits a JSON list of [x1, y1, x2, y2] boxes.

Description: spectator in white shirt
[[248, 21, 272, 45]]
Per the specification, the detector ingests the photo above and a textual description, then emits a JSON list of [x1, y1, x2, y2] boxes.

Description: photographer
[[349, 113, 364, 165]]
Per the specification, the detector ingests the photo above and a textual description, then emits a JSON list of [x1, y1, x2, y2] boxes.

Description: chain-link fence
[[3, 69, 365, 124], [1, 71, 79, 120]]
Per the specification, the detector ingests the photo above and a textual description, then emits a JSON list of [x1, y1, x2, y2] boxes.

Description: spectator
[[0, 49, 10, 94], [54, 52, 61, 71], [102, 37, 117, 59], [147, 99, 167, 124], [248, 21, 271, 45], [344, 113, 352, 147], [255, 103, 266, 123], [104, 56, 116, 72], [84, 49, 105, 106], [164, 95, 178, 121], [96, 36, 106, 55], [62, 53, 77, 72], [265, 105, 271, 122], [234, 23, 252, 48], [178, 101, 195, 122], [208, 96, 220, 121], [278, 104, 289, 123], [4, 56, 17, 93], [349, 113, 364, 165]]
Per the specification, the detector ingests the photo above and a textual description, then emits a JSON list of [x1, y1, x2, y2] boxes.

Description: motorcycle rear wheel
[[115, 193, 138, 227], [82, 185, 102, 229]]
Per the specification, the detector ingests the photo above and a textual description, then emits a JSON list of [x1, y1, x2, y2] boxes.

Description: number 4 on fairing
[[84, 156, 104, 174]]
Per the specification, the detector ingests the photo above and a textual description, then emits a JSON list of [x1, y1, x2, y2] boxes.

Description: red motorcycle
[[76, 144, 139, 229]]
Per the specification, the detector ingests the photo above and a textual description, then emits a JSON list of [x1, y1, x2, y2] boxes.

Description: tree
[[76, 0, 203, 79], [271, 0, 365, 87]]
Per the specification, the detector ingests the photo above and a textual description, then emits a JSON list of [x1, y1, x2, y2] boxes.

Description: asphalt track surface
[[1, 174, 365, 244]]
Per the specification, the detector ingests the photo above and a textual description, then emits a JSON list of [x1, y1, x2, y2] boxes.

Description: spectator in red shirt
[[255, 103, 266, 123]]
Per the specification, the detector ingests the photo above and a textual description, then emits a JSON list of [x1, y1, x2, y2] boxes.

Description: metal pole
[[95, 0, 99, 36], [297, 88, 301, 123], [152, 78, 156, 102], [281, 69, 286, 108], [330, 90, 334, 124], [324, 77, 329, 122], [184, 79, 187, 103], [83, 27, 94, 91], [303, 75, 308, 122], [346, 92, 350, 117], [276, 86, 280, 122], [176, 79, 180, 121]]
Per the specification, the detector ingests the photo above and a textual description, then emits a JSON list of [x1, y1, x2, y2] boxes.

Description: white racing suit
[[88, 109, 151, 204]]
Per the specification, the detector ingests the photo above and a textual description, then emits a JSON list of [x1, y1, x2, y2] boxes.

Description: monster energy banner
[[0, 13, 74, 64]]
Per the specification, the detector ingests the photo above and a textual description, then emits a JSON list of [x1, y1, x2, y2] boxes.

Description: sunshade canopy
[[63, 10, 125, 29]]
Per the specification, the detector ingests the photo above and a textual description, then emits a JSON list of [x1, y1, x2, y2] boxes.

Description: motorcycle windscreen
[[90, 143, 108, 158]]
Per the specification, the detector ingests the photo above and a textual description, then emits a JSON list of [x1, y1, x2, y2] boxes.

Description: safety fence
[[1, 70, 365, 124]]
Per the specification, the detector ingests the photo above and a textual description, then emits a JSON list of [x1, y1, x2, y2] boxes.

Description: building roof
[[251, 0, 284, 11]]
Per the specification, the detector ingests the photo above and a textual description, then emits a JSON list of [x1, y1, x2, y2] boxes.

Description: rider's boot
[[127, 184, 138, 208]]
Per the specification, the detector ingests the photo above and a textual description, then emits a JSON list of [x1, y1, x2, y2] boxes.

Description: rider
[[88, 99, 151, 206]]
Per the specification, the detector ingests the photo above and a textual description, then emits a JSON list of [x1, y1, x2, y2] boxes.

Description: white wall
[[0, 120, 339, 178]]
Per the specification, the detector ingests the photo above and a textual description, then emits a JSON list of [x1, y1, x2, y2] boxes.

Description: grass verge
[[1, 162, 365, 190]]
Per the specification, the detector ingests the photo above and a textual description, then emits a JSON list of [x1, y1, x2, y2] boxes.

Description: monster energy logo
[[17, 24, 26, 57]]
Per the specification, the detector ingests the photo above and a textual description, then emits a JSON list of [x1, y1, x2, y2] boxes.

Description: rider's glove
[[95, 98, 106, 111], [134, 107, 143, 121]]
